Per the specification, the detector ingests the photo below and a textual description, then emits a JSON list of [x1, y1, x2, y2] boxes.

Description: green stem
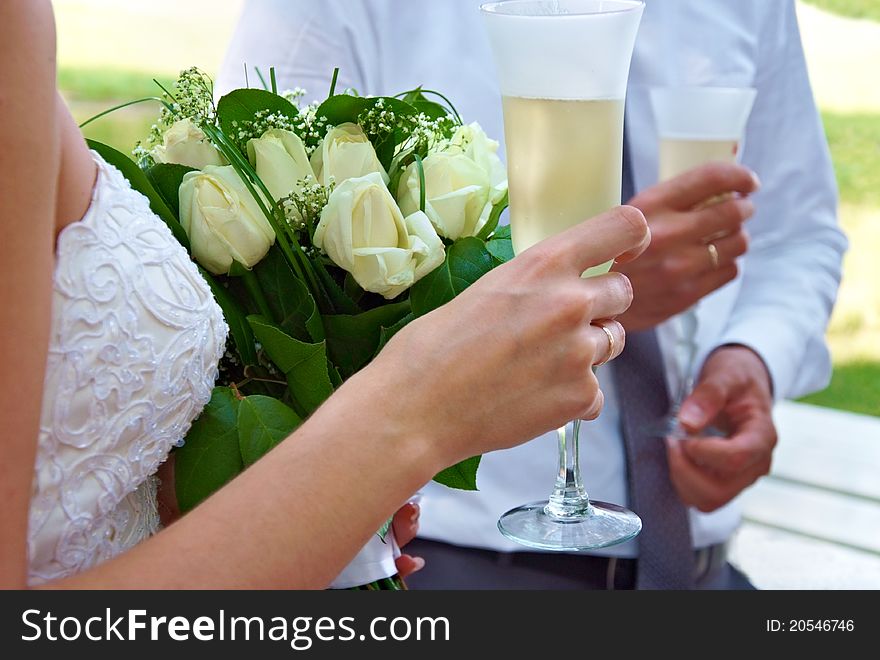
[[254, 67, 269, 91], [329, 67, 340, 97], [270, 67, 278, 95], [414, 153, 427, 214], [240, 268, 273, 320], [78, 97, 168, 129]]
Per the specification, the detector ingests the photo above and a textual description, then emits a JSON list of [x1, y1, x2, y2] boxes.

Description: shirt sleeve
[[215, 0, 373, 102], [712, 0, 847, 400]]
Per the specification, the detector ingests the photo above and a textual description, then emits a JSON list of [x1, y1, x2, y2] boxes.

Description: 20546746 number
[[766, 619, 855, 632]]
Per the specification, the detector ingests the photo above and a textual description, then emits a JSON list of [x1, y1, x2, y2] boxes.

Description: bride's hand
[[361, 205, 650, 470]]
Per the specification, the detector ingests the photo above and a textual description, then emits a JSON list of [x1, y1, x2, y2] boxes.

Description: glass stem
[[546, 419, 592, 519], [673, 306, 700, 411]]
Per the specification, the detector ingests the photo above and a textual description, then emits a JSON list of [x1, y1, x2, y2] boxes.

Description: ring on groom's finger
[[593, 322, 616, 367], [706, 242, 720, 270]]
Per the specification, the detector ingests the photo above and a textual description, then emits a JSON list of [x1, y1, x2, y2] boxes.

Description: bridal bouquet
[[86, 68, 511, 589]]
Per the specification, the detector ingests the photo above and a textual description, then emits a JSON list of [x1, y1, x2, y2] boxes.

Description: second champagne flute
[[649, 86, 757, 438], [482, 0, 644, 551]]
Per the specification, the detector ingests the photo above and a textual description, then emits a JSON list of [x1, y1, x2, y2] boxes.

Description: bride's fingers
[[391, 502, 420, 547], [582, 271, 634, 320], [585, 320, 625, 366], [555, 205, 651, 273]]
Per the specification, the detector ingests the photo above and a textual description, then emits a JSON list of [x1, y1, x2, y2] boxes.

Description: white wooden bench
[[729, 401, 880, 589]]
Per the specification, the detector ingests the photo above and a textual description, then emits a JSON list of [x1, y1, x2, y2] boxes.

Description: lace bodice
[[27, 152, 227, 585]]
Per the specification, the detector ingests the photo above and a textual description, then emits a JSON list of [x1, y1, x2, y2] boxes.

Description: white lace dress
[[27, 152, 227, 585]]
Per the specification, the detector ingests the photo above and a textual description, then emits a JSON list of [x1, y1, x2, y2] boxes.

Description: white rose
[[446, 121, 508, 206], [314, 172, 445, 299], [311, 123, 389, 187], [151, 118, 227, 169], [397, 152, 491, 240], [246, 128, 314, 201], [179, 165, 275, 275]]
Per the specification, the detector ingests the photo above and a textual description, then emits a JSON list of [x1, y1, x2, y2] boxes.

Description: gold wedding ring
[[707, 242, 720, 270], [594, 322, 616, 367]]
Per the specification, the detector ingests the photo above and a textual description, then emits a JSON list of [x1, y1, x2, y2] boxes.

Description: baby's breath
[[296, 102, 330, 153], [140, 67, 216, 154], [171, 67, 216, 124], [281, 87, 308, 106], [279, 175, 334, 239], [232, 109, 300, 151], [358, 98, 396, 144], [409, 113, 456, 151]]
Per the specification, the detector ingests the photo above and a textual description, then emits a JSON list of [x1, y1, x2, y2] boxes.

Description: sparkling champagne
[[658, 137, 739, 181], [502, 96, 624, 275]]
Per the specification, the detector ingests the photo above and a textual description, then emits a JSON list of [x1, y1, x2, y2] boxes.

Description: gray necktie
[[613, 132, 695, 589]]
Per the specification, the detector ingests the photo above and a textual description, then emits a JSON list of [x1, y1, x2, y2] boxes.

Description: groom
[[217, 0, 846, 589]]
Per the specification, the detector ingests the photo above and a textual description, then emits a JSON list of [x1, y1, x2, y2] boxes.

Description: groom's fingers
[[391, 502, 420, 547], [532, 205, 650, 274], [633, 162, 760, 213]]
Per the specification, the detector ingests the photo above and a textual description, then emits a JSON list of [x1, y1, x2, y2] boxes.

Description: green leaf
[[487, 237, 515, 264], [316, 94, 370, 126], [317, 94, 418, 127], [377, 517, 393, 541], [476, 191, 509, 241], [377, 312, 415, 353], [323, 302, 411, 378], [237, 395, 302, 467], [87, 139, 190, 249], [399, 88, 450, 121], [253, 246, 324, 343], [491, 225, 511, 240], [343, 272, 366, 305], [410, 237, 496, 317], [216, 88, 300, 138], [145, 163, 195, 218], [412, 99, 449, 120], [327, 360, 344, 389], [248, 316, 334, 416], [174, 387, 243, 513], [199, 267, 258, 366], [486, 224, 514, 264], [433, 455, 481, 491]]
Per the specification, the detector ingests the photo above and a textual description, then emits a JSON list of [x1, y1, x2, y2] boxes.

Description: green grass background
[[803, 0, 880, 22]]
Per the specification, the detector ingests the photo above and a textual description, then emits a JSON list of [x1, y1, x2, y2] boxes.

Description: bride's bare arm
[[0, 0, 61, 589], [1, 0, 650, 589]]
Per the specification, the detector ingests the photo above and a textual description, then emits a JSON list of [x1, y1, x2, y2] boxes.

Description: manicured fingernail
[[749, 170, 761, 189], [411, 556, 425, 572]]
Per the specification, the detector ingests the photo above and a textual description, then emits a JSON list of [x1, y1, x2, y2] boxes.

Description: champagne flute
[[482, 0, 644, 551], [649, 86, 757, 438]]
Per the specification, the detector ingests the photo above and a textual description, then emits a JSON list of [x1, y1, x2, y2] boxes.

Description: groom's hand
[[666, 345, 777, 512], [392, 502, 425, 578], [615, 163, 759, 332]]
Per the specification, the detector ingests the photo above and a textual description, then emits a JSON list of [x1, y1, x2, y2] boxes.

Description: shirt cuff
[[713, 315, 832, 402]]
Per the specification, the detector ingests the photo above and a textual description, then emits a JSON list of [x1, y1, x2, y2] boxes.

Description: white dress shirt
[[218, 0, 846, 556]]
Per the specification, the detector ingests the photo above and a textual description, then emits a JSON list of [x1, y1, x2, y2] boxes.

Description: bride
[[0, 0, 648, 589]]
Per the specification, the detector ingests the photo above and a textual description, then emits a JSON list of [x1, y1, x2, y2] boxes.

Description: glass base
[[498, 500, 642, 552]]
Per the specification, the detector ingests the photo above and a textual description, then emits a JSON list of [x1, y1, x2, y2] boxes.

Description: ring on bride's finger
[[593, 322, 616, 367], [707, 242, 720, 270]]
